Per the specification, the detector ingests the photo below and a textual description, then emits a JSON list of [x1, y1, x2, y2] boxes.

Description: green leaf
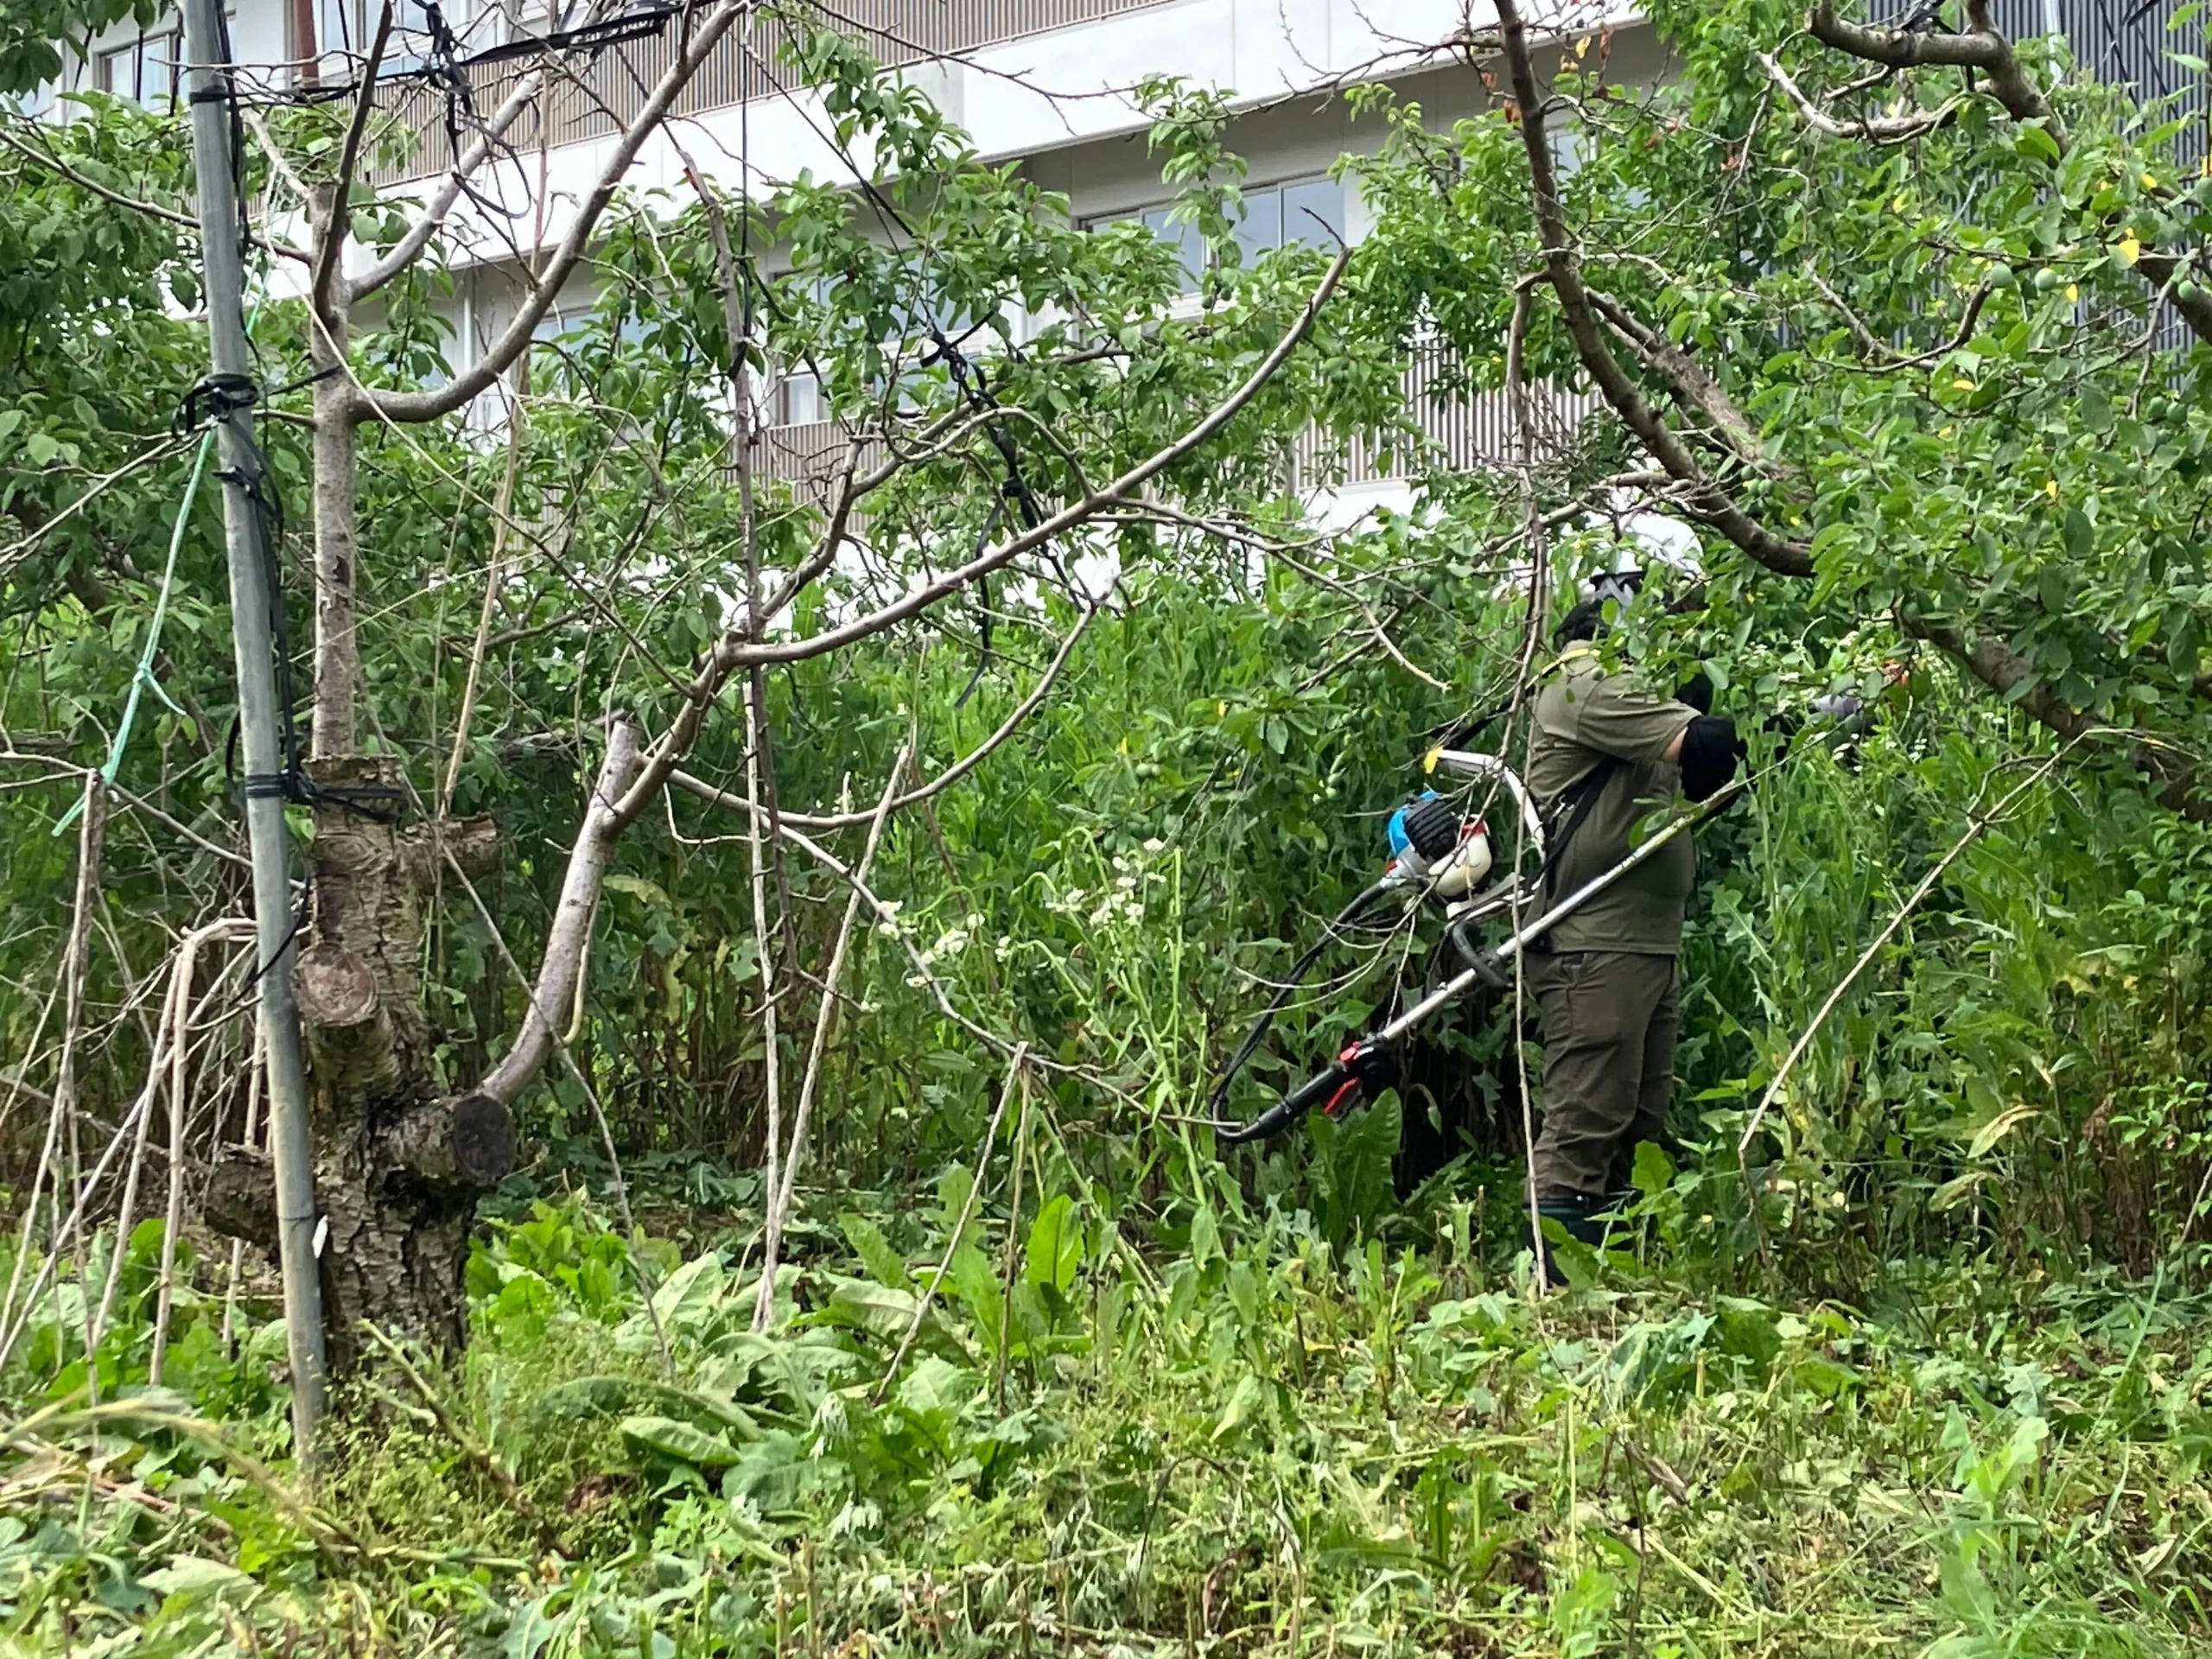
[[1967, 1103, 2042, 1159], [2062, 507, 2094, 561], [817, 1275, 964, 1356], [840, 1211, 911, 1289], [619, 1414, 741, 1469], [140, 1555, 253, 1601], [1022, 1194, 1083, 1296], [1630, 1140, 1676, 1198], [1211, 1371, 1263, 1440]]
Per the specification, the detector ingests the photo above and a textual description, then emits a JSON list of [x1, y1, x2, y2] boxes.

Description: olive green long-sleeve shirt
[[1525, 648, 1700, 956]]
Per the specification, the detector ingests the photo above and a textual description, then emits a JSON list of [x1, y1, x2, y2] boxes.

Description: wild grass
[[4, 1175, 2208, 1658]]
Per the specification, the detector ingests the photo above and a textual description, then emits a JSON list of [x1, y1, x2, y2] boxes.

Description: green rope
[[54, 429, 216, 836]]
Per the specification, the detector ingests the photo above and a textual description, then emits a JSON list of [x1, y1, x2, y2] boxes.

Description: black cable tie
[[173, 372, 262, 435]]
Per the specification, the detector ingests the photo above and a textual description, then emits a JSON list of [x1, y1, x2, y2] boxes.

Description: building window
[[771, 372, 824, 427], [1088, 175, 1350, 292], [315, 0, 436, 73], [97, 29, 180, 105], [1236, 177, 1348, 258]]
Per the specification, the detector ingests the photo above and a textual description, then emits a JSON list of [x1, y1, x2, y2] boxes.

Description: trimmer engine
[[1385, 791, 1494, 902]]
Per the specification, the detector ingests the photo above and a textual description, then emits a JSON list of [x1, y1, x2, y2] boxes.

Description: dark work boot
[[1534, 1192, 1604, 1289]]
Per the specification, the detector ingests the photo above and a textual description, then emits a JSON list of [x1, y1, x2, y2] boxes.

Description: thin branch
[[1491, 0, 1814, 580], [0, 753, 248, 870], [363, 1323, 562, 1550], [348, 66, 547, 303], [361, 0, 760, 421], [1804, 267, 1993, 372], [149, 925, 253, 1383], [874, 1044, 1027, 1405], [1757, 48, 1958, 142], [438, 367, 531, 818], [754, 744, 910, 1331], [1738, 744, 2072, 1161], [0, 435, 195, 582], [613, 245, 1354, 826], [312, 0, 393, 323], [0, 128, 309, 262], [667, 597, 1105, 830]]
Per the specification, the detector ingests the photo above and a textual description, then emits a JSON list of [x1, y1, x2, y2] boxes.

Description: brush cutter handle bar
[[1499, 779, 1743, 962]]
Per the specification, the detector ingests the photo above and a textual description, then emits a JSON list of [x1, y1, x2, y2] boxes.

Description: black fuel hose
[[1205, 876, 1394, 1138]]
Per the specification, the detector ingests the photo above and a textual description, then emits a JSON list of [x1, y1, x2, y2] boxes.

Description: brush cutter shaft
[[1218, 779, 1748, 1143]]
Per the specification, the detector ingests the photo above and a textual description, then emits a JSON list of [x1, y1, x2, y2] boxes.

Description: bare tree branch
[[312, 0, 392, 324], [359, 0, 759, 423], [668, 596, 1105, 830], [348, 67, 547, 303], [610, 245, 1352, 825], [479, 719, 645, 1105], [1491, 0, 1814, 579], [754, 742, 909, 1330], [1757, 48, 1958, 142]]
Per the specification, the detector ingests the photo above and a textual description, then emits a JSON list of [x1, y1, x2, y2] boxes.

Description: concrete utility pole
[[179, 0, 328, 1457]]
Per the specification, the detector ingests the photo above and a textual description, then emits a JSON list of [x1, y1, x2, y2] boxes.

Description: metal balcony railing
[[750, 371, 1604, 499], [367, 0, 1182, 185]]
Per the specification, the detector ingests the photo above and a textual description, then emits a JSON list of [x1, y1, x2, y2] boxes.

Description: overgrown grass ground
[[5, 1166, 2210, 1659]]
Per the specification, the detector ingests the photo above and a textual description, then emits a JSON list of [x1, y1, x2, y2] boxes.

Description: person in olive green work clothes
[[1522, 596, 1742, 1260]]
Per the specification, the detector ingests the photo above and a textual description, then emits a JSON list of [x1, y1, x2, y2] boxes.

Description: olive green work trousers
[[1523, 949, 1679, 1202]]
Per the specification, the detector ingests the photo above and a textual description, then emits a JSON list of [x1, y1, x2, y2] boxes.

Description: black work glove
[[1679, 715, 1745, 801]]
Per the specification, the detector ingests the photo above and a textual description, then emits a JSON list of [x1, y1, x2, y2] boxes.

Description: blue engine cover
[[1387, 790, 1442, 859]]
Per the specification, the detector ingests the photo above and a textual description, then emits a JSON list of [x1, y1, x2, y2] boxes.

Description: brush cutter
[[1210, 751, 1749, 1146]]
